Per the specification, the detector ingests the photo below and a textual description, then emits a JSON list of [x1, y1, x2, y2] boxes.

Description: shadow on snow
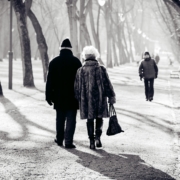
[[66, 147, 175, 180], [0, 96, 54, 141]]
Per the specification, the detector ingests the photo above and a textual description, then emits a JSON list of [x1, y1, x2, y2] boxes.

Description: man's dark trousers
[[56, 109, 77, 145], [144, 78, 154, 99]]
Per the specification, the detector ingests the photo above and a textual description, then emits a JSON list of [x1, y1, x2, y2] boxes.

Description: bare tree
[[0, 81, 3, 96], [28, 9, 49, 82], [78, 0, 92, 53], [156, 0, 180, 61], [12, 0, 35, 87], [44, 0, 61, 45], [104, 0, 113, 68], [66, 0, 79, 56], [88, 0, 100, 52]]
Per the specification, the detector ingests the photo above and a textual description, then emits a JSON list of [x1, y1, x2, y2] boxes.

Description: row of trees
[[66, 0, 143, 67], [66, 0, 180, 65], [155, 0, 180, 61], [0, 0, 179, 87], [0, 0, 66, 86]]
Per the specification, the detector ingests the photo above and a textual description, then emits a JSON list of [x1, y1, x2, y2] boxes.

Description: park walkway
[[0, 60, 179, 179]]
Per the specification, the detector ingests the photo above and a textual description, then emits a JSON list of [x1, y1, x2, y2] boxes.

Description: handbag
[[106, 104, 124, 136]]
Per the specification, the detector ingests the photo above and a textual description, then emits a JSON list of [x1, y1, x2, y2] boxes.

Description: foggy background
[[0, 0, 180, 87], [0, 0, 180, 179]]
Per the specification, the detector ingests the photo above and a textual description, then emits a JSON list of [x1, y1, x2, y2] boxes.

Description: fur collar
[[84, 60, 99, 66]]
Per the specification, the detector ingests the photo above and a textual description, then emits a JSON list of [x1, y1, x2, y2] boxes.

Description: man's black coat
[[46, 49, 82, 110]]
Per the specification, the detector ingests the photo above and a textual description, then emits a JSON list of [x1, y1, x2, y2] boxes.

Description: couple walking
[[46, 39, 116, 149]]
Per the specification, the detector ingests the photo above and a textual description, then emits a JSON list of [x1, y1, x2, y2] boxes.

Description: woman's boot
[[95, 118, 103, 148], [86, 121, 95, 149]]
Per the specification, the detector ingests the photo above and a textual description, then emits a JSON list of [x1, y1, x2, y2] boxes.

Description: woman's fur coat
[[74, 59, 116, 119]]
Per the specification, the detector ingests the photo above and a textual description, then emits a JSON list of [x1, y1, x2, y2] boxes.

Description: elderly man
[[46, 39, 82, 148]]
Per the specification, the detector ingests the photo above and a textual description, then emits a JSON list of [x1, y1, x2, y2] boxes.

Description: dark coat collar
[[144, 58, 151, 61], [59, 49, 73, 56]]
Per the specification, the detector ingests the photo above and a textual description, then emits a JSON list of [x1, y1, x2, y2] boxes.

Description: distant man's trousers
[[144, 78, 154, 99]]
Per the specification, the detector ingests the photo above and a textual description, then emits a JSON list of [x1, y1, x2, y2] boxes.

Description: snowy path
[[0, 60, 179, 179]]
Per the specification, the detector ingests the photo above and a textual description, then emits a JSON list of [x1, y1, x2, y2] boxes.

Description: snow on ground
[[0, 59, 180, 179]]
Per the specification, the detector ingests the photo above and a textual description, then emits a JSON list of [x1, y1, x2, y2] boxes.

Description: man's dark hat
[[61, 38, 72, 48], [144, 52, 150, 56]]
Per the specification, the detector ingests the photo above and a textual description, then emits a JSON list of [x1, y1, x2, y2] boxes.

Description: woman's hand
[[108, 97, 116, 104]]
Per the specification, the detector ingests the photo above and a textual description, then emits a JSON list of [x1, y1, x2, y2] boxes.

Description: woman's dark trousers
[[56, 109, 77, 145], [144, 78, 154, 100], [86, 118, 103, 148]]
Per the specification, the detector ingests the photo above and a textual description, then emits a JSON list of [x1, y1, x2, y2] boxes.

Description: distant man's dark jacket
[[139, 58, 158, 79], [46, 49, 82, 110]]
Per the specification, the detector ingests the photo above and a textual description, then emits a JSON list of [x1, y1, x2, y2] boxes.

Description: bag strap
[[109, 104, 112, 117], [111, 104, 116, 115], [109, 104, 116, 116]]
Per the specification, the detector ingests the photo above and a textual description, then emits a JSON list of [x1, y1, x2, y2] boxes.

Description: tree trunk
[[164, 2, 179, 40], [0, 8, 3, 59], [117, 24, 124, 65], [88, 2, 104, 65], [105, 0, 113, 68], [12, 0, 34, 87], [97, 5, 101, 54], [0, 82, 3, 96], [112, 35, 119, 66], [125, 17, 134, 62], [79, 1, 91, 53], [83, 24, 92, 45], [66, 0, 79, 57], [139, 3, 145, 54], [88, 0, 100, 51], [0, 0, 9, 60], [28, 9, 49, 82], [122, 24, 130, 63], [79, 0, 86, 53]]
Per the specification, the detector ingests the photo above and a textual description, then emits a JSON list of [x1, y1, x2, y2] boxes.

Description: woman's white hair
[[82, 46, 100, 59]]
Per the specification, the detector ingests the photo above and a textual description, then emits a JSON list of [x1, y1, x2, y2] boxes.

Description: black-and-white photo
[[0, 0, 180, 179]]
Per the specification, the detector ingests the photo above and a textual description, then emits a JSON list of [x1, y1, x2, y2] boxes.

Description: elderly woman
[[74, 46, 116, 149]]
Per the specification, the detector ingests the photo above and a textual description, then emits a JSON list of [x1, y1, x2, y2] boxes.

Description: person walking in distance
[[46, 38, 82, 148], [74, 46, 116, 149], [168, 55, 173, 66], [139, 52, 158, 102], [155, 54, 160, 65]]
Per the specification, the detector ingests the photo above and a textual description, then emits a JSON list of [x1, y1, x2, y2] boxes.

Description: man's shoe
[[89, 139, 96, 149], [149, 97, 153, 101], [65, 144, 76, 149], [54, 139, 63, 146]]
